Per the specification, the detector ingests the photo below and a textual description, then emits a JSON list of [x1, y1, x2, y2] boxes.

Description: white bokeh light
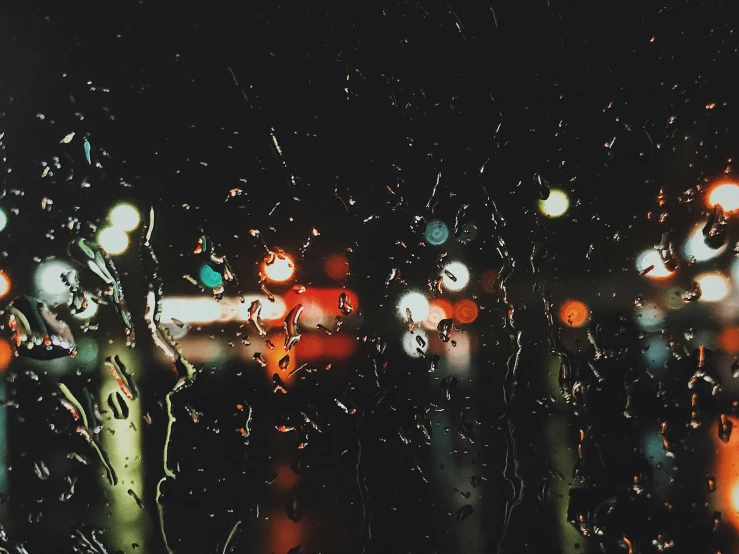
[[98, 227, 129, 255], [0, 208, 7, 233], [398, 292, 430, 322], [635, 304, 666, 331], [34, 259, 74, 304], [402, 330, 428, 357], [442, 262, 470, 292], [696, 272, 730, 302], [636, 249, 673, 279], [539, 189, 569, 217], [682, 221, 727, 262], [109, 203, 141, 231]]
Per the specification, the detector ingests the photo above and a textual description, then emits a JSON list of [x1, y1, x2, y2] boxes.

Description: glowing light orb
[[682, 222, 727, 262], [424, 220, 450, 246], [454, 299, 479, 324], [109, 203, 140, 231], [442, 261, 470, 292], [0, 208, 7, 233], [423, 299, 453, 330], [398, 292, 430, 322], [539, 189, 569, 217], [199, 264, 224, 289], [0, 272, 9, 299], [635, 304, 665, 331], [732, 483, 739, 512], [264, 252, 295, 282], [708, 183, 739, 213], [558, 299, 589, 328], [402, 330, 429, 357], [97, 227, 129, 255], [696, 272, 730, 302], [636, 249, 673, 279], [34, 259, 73, 304], [324, 254, 349, 280]]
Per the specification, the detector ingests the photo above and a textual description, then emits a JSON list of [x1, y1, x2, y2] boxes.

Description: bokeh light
[[732, 483, 739, 513], [454, 299, 479, 324], [708, 183, 739, 213], [97, 227, 129, 255], [398, 292, 430, 321], [402, 330, 429, 357], [324, 254, 349, 280], [0, 208, 7, 233], [199, 264, 224, 289], [424, 220, 450, 246], [481, 269, 499, 293], [263, 252, 295, 282], [34, 259, 73, 304], [539, 189, 569, 217], [442, 261, 470, 292], [0, 338, 12, 373], [109, 203, 141, 231], [696, 272, 730, 302], [682, 221, 727, 262], [558, 299, 590, 328], [0, 272, 10, 299], [719, 327, 739, 353], [636, 249, 673, 279], [635, 304, 665, 331], [423, 298, 454, 330]]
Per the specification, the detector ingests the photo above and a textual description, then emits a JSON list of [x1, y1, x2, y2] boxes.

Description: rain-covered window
[[1, 2, 738, 553]]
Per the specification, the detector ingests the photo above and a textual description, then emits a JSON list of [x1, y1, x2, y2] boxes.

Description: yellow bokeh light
[[539, 189, 569, 217], [708, 183, 739, 213], [696, 272, 730, 302], [0, 272, 10, 299], [732, 483, 739, 512], [263, 252, 295, 282], [98, 227, 129, 255], [636, 250, 673, 279], [109, 203, 141, 231]]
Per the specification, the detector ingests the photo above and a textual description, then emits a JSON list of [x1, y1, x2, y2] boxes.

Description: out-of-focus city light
[[264, 251, 295, 282], [558, 299, 590, 328], [682, 222, 727, 262], [481, 268, 499, 293], [453, 299, 479, 324], [641, 336, 669, 375], [74, 337, 99, 367], [34, 259, 73, 304], [696, 272, 730, 302], [731, 483, 739, 513], [402, 330, 428, 357], [719, 327, 739, 353], [423, 299, 453, 330], [324, 254, 349, 280], [109, 203, 140, 231], [424, 220, 450, 246], [0, 339, 11, 373], [398, 292, 430, 321], [73, 299, 98, 320], [663, 287, 685, 310], [98, 227, 129, 255], [636, 249, 673, 279], [442, 261, 470, 292], [198, 264, 224, 289], [539, 189, 569, 217], [635, 304, 665, 330], [708, 183, 739, 213], [0, 272, 9, 299], [161, 295, 287, 325], [0, 208, 7, 233], [444, 331, 473, 371]]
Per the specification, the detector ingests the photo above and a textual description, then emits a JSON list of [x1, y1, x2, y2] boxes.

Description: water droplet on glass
[[453, 504, 474, 521], [338, 292, 353, 316], [283, 304, 304, 351], [8, 296, 76, 359]]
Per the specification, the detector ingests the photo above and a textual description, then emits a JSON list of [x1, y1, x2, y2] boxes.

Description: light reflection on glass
[[682, 222, 727, 262]]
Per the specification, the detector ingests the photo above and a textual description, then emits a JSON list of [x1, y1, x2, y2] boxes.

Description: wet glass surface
[[2, 1, 739, 553]]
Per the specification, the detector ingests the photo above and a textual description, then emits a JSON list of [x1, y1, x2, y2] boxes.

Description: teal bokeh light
[[199, 264, 223, 289], [424, 220, 449, 246]]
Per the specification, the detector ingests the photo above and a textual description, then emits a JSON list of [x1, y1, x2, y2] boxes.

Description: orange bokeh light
[[708, 182, 739, 212], [453, 299, 479, 324], [0, 339, 12, 373], [263, 252, 295, 282], [559, 299, 589, 328], [324, 254, 349, 280], [720, 327, 739, 353], [481, 269, 499, 293], [0, 272, 10, 299]]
